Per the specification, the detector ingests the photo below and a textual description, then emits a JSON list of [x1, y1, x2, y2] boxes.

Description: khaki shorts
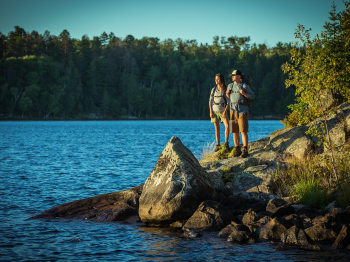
[[230, 111, 249, 133], [211, 111, 229, 123]]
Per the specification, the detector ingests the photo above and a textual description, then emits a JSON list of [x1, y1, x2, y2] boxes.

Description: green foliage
[[282, 2, 350, 128]]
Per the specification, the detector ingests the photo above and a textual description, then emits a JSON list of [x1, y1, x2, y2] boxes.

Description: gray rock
[[31, 184, 144, 222], [305, 222, 339, 242], [182, 228, 203, 238], [280, 226, 311, 245], [220, 182, 233, 198], [227, 231, 258, 244], [218, 224, 250, 239], [242, 209, 259, 226], [220, 195, 246, 210], [139, 137, 218, 224], [183, 200, 236, 231], [259, 217, 294, 240], [332, 224, 350, 249], [266, 125, 314, 159], [266, 198, 295, 218]]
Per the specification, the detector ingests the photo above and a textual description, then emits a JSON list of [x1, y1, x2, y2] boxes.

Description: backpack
[[211, 86, 227, 107], [236, 73, 253, 107]]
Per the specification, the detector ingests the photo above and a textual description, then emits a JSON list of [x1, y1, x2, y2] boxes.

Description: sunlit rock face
[[139, 136, 218, 225]]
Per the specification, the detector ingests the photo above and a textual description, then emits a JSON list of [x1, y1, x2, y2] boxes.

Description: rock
[[283, 196, 299, 205], [284, 214, 304, 229], [232, 167, 274, 194], [236, 192, 279, 204], [295, 244, 322, 251], [31, 185, 143, 222], [124, 216, 141, 223], [340, 210, 350, 224], [182, 228, 203, 238], [266, 198, 295, 218], [211, 178, 225, 192], [332, 224, 350, 249], [183, 200, 236, 231], [280, 226, 311, 245], [220, 182, 233, 198], [325, 201, 336, 213], [220, 195, 246, 210], [259, 217, 293, 240], [227, 231, 258, 244], [257, 216, 272, 226], [266, 125, 314, 159], [139, 137, 218, 224], [218, 224, 250, 239], [242, 209, 259, 226], [305, 222, 338, 242], [275, 245, 289, 251], [170, 220, 187, 228]]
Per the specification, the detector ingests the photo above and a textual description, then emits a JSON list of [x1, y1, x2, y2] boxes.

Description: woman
[[209, 73, 230, 152]]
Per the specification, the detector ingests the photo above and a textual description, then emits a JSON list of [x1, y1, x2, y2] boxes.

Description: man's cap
[[229, 70, 242, 76]]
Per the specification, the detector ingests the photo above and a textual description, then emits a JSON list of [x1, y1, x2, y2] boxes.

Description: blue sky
[[0, 0, 346, 47]]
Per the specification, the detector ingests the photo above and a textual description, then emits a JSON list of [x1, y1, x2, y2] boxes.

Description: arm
[[209, 88, 214, 118], [239, 84, 255, 99]]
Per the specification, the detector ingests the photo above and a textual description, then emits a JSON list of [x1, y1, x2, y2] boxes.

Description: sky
[[0, 0, 346, 47]]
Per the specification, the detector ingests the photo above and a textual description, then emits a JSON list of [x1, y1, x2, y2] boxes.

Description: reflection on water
[[1, 121, 349, 261]]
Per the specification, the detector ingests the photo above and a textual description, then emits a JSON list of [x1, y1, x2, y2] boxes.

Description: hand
[[239, 89, 246, 97], [210, 112, 214, 119]]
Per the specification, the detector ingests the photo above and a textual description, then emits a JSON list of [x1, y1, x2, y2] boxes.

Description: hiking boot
[[241, 146, 248, 158], [224, 142, 230, 152], [214, 144, 221, 152], [233, 146, 242, 157]]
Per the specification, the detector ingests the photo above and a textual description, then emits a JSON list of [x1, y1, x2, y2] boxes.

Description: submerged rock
[[182, 228, 203, 238], [139, 137, 218, 224], [227, 231, 258, 244], [31, 184, 143, 222]]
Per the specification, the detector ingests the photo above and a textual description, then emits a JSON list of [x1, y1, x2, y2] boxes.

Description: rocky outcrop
[[139, 137, 218, 224], [31, 185, 143, 222], [182, 200, 236, 231]]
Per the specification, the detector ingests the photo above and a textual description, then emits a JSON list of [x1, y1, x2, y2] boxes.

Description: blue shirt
[[227, 82, 254, 114]]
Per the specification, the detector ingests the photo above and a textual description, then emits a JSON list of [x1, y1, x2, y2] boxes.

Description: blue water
[[0, 120, 348, 261]]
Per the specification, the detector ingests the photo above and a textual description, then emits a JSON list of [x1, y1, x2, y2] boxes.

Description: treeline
[[0, 26, 295, 119]]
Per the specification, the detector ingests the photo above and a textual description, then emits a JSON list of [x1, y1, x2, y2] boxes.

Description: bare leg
[[241, 132, 248, 146], [233, 132, 240, 147], [214, 122, 220, 145], [223, 119, 229, 141]]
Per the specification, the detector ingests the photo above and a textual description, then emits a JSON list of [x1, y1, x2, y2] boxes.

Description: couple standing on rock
[[209, 70, 254, 158]]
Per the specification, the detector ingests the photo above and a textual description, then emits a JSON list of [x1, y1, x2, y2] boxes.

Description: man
[[226, 70, 254, 158]]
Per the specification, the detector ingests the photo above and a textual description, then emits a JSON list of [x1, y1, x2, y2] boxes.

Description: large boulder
[[139, 137, 218, 224], [218, 223, 250, 239], [31, 185, 143, 222], [183, 200, 236, 231]]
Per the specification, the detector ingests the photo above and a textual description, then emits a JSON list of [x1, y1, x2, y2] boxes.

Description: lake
[[0, 120, 348, 261]]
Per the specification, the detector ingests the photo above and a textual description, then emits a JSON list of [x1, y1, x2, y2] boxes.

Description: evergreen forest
[[0, 27, 296, 119]]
